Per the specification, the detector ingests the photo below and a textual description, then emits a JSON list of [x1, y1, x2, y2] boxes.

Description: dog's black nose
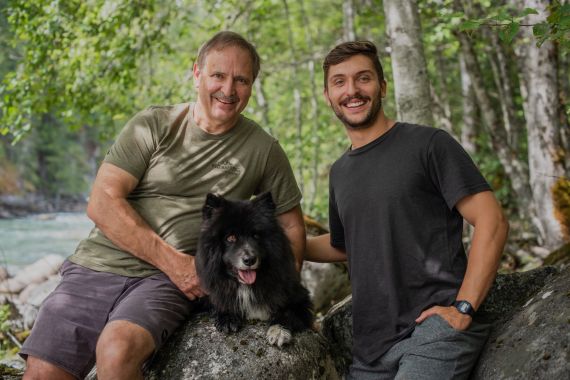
[[242, 256, 257, 267]]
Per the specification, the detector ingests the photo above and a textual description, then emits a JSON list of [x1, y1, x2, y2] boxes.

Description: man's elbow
[[85, 187, 111, 226], [86, 195, 102, 225]]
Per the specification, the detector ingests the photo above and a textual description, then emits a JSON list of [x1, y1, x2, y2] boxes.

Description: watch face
[[454, 301, 474, 316]]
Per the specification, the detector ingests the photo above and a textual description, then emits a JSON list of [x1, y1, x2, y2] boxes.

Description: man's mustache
[[213, 91, 240, 103], [340, 94, 370, 106]]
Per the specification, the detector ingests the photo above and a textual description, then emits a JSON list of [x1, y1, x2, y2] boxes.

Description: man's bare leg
[[95, 320, 155, 380], [23, 356, 77, 380]]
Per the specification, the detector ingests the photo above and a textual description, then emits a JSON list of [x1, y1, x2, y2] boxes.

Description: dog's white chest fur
[[237, 286, 271, 321]]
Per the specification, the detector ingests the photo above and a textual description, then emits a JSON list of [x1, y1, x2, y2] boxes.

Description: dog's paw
[[266, 324, 292, 347], [215, 314, 242, 333]]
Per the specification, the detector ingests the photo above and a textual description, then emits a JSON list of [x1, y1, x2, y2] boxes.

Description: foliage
[[458, 1, 570, 48], [0, 0, 174, 141], [0, 0, 567, 226], [0, 304, 19, 359]]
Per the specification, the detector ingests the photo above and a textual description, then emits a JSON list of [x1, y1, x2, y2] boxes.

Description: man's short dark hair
[[323, 41, 384, 89], [197, 31, 261, 81]]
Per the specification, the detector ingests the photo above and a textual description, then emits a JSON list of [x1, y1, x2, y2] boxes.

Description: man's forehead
[[201, 46, 253, 79], [204, 46, 251, 65], [328, 55, 375, 77]]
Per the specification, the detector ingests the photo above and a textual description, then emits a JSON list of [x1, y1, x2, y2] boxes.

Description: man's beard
[[332, 91, 382, 130]]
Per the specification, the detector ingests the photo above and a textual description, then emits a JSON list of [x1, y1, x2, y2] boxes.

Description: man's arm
[[416, 190, 509, 329], [86, 162, 205, 300], [305, 233, 348, 263], [277, 205, 306, 272]]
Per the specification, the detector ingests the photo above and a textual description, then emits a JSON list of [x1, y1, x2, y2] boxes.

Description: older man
[[21, 31, 305, 380]]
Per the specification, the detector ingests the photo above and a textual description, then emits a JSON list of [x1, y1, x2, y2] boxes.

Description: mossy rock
[[543, 243, 570, 267]]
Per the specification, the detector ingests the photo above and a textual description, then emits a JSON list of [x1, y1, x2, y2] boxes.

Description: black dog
[[195, 192, 313, 347]]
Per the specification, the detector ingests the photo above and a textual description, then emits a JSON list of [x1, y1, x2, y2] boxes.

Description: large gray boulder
[[147, 312, 339, 380], [321, 266, 568, 378], [472, 266, 570, 379]]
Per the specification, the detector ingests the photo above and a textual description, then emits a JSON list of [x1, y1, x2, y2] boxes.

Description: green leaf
[[459, 20, 480, 31], [522, 8, 539, 16], [499, 22, 520, 43], [532, 22, 550, 37]]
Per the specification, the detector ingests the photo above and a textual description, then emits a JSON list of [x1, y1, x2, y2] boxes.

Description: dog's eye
[[226, 234, 237, 243]]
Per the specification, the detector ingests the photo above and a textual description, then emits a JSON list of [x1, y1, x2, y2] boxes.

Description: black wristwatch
[[453, 300, 475, 317]]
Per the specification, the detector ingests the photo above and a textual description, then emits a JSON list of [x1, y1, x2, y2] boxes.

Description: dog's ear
[[203, 193, 224, 219], [253, 192, 276, 211]]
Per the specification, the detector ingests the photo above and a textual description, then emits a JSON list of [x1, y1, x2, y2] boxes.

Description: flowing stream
[[0, 213, 94, 274]]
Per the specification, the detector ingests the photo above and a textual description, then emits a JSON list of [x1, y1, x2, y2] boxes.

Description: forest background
[[0, 0, 569, 268]]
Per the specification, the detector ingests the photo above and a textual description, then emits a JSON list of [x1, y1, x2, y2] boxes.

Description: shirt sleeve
[[256, 141, 302, 215], [103, 110, 159, 180], [427, 130, 492, 210], [329, 179, 346, 250]]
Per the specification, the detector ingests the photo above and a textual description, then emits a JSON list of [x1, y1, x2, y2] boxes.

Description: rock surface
[[147, 312, 338, 380], [301, 262, 351, 315], [472, 267, 570, 379], [0, 254, 64, 294], [321, 266, 568, 378]]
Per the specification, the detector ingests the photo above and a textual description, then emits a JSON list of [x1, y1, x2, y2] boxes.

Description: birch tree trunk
[[430, 46, 454, 134], [299, 0, 321, 212], [459, 53, 477, 155], [512, 0, 567, 249], [254, 76, 271, 135], [283, 0, 304, 194], [383, 0, 434, 126], [456, 31, 534, 222], [483, 28, 523, 147], [343, 0, 356, 41]]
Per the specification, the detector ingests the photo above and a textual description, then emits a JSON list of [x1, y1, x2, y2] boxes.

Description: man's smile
[[341, 95, 370, 110]]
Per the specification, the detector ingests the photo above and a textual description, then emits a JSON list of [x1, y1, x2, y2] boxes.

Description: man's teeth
[[346, 100, 365, 108]]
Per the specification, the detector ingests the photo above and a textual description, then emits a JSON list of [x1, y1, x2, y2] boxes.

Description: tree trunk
[[430, 46, 454, 135], [512, 0, 567, 249], [283, 0, 304, 194], [483, 28, 523, 148], [456, 31, 534, 222], [299, 0, 321, 212], [383, 0, 434, 126], [557, 40, 570, 170], [253, 75, 271, 135], [459, 52, 477, 155], [343, 0, 356, 41]]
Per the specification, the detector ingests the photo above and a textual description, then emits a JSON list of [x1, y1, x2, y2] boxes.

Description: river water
[[0, 213, 94, 273]]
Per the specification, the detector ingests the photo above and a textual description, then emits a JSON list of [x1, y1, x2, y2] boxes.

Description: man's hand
[[166, 254, 207, 300], [415, 305, 472, 331]]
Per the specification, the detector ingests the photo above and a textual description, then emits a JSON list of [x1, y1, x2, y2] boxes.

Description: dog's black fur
[[196, 192, 313, 346]]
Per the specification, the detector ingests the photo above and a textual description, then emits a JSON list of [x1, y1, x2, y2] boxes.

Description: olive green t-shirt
[[69, 103, 302, 277]]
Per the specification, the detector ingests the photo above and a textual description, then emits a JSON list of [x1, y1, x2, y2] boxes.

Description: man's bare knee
[[23, 356, 77, 380], [96, 320, 155, 378]]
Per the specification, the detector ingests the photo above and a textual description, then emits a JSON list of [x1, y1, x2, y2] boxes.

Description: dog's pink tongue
[[238, 269, 257, 285]]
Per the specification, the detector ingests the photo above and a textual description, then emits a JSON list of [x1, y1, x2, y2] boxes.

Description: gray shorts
[[19, 260, 195, 379], [348, 314, 491, 380]]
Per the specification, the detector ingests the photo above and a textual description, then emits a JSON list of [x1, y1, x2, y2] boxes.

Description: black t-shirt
[[329, 123, 491, 364]]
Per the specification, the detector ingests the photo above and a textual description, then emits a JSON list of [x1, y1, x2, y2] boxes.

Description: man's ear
[[323, 88, 332, 107], [193, 63, 201, 90], [380, 80, 387, 98]]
